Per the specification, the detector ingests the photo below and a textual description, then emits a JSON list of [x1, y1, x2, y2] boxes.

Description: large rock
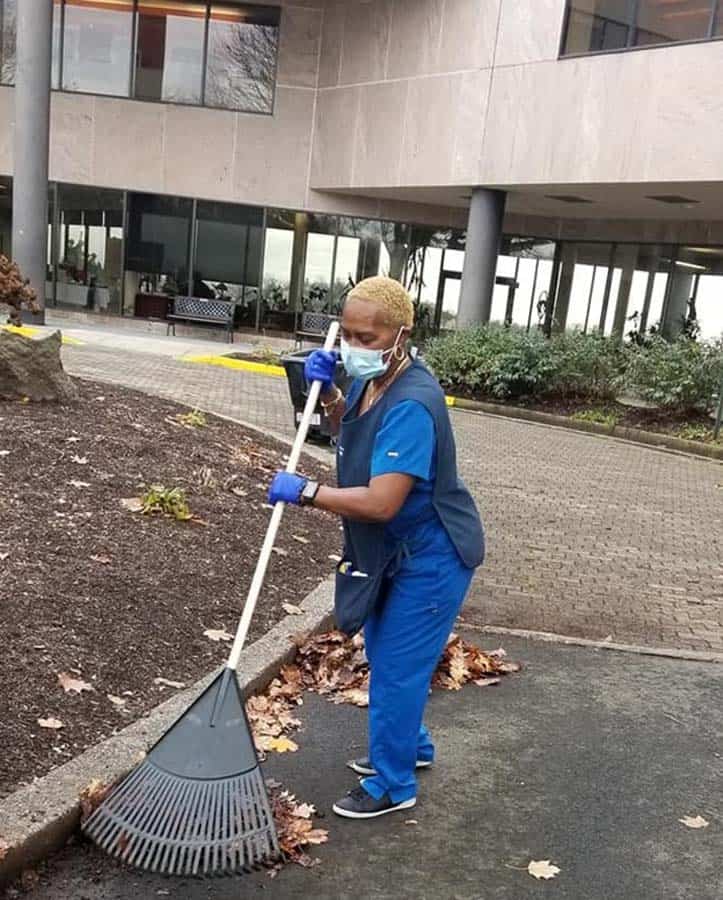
[[0, 329, 78, 402]]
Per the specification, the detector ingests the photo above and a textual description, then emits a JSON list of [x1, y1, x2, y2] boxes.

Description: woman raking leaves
[[269, 276, 485, 819]]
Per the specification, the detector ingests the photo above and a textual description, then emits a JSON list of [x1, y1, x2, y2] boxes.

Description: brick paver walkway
[[62, 342, 723, 653]]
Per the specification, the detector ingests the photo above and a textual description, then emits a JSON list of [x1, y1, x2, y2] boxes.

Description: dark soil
[[0, 381, 340, 798]]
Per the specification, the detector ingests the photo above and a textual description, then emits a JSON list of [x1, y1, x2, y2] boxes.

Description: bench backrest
[[299, 311, 338, 335], [172, 296, 235, 321]]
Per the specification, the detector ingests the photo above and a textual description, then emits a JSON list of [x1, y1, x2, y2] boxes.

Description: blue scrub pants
[[361, 522, 475, 804]]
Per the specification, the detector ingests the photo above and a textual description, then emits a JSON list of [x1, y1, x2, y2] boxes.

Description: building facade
[[0, 0, 722, 340]]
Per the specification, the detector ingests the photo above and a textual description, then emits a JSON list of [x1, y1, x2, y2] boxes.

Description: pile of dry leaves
[[267, 780, 328, 874], [248, 630, 520, 756]]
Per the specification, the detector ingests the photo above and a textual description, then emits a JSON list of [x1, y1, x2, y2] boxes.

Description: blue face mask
[[341, 328, 404, 381]]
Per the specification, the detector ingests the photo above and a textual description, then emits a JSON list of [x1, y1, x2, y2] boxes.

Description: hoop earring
[[393, 342, 406, 361]]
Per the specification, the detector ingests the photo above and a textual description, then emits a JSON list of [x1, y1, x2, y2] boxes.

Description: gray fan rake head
[[82, 669, 280, 877]]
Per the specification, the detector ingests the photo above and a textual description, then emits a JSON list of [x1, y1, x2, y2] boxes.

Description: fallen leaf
[[120, 497, 143, 513], [153, 677, 185, 689], [0, 450, 9, 457], [272, 547, 289, 557], [679, 815, 709, 829], [66, 436, 81, 443], [266, 737, 298, 753], [90, 554, 112, 565], [70, 455, 88, 465], [282, 602, 304, 616], [0, 552, 9, 561], [473, 677, 501, 688], [0, 838, 9, 861], [203, 628, 233, 643], [292, 535, 310, 545], [328, 554, 342, 562], [68, 480, 91, 488], [79, 779, 111, 822], [58, 672, 94, 694], [38, 717, 64, 730], [107, 695, 127, 707], [528, 859, 561, 880], [231, 486, 248, 497], [405, 819, 418, 826], [294, 803, 315, 819]]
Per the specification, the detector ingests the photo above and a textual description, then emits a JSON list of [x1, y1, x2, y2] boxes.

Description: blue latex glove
[[304, 350, 339, 392], [268, 471, 307, 505]]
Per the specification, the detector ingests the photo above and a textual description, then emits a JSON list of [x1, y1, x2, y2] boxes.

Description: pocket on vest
[[334, 561, 386, 637]]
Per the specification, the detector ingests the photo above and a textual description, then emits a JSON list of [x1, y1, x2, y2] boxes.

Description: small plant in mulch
[[675, 423, 720, 444], [570, 408, 620, 428], [176, 408, 208, 429], [140, 484, 192, 521]]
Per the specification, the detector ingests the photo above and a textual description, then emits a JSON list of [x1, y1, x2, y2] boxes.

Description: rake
[[83, 322, 340, 876]]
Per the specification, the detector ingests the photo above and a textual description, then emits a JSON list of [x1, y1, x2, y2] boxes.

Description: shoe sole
[[332, 797, 417, 819], [348, 760, 433, 777]]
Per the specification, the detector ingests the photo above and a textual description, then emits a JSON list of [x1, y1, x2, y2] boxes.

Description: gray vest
[[333, 360, 485, 634]]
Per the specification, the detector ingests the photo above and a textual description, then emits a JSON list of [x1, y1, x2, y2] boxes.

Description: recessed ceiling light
[[646, 194, 700, 206], [544, 194, 594, 204]]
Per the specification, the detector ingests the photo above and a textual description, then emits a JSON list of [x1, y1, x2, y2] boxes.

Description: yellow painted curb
[[1, 324, 83, 345], [445, 395, 457, 407], [183, 354, 286, 378]]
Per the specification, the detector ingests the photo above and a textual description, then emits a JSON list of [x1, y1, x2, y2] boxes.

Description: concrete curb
[[461, 622, 723, 664], [0, 578, 335, 886], [448, 396, 723, 462]]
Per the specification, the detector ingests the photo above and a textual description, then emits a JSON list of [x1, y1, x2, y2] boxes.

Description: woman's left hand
[[268, 471, 307, 505]]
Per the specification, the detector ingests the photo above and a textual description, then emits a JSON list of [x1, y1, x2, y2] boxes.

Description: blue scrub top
[[370, 399, 437, 540]]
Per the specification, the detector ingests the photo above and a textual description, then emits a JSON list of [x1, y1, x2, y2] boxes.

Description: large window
[[0, 0, 279, 113], [562, 1, 721, 54], [134, 0, 206, 104], [205, 3, 279, 113], [62, 0, 134, 96], [53, 185, 124, 314]]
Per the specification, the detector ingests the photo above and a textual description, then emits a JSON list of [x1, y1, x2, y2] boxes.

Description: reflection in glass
[[670, 247, 723, 340], [563, 0, 632, 53], [63, 0, 134, 96], [134, 0, 205, 103], [125, 192, 192, 316], [634, 0, 714, 45], [194, 200, 263, 327], [303, 215, 336, 313], [205, 3, 280, 113], [0, 175, 11, 257], [55, 185, 124, 313], [0, 0, 16, 84], [52, 0, 61, 89]]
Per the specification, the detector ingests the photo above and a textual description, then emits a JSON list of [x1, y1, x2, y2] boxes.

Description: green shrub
[[675, 423, 719, 444], [424, 325, 622, 402], [621, 337, 723, 414], [141, 485, 192, 521]]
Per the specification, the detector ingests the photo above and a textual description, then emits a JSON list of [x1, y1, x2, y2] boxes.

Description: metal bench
[[166, 296, 236, 343], [294, 311, 339, 349]]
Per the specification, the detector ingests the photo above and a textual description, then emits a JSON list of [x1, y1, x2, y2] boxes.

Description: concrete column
[[11, 0, 53, 324], [660, 272, 693, 340], [611, 245, 639, 341], [288, 212, 309, 312], [551, 244, 578, 334], [458, 188, 506, 328]]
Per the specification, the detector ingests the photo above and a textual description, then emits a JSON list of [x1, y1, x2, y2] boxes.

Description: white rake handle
[[226, 321, 340, 671]]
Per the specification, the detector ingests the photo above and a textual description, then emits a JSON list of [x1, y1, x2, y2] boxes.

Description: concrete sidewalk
[[23, 636, 722, 900]]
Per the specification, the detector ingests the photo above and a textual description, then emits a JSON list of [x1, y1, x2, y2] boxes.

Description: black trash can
[[281, 349, 352, 443]]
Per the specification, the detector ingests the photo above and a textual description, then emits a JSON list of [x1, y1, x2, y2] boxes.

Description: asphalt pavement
[[18, 634, 722, 900]]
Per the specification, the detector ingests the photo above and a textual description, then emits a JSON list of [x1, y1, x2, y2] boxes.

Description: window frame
[[559, 0, 722, 58], [1, 0, 280, 116]]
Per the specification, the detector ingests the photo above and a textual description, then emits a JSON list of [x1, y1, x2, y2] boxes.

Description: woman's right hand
[[304, 350, 339, 392]]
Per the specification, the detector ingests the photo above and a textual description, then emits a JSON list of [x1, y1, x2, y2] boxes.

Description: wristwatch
[[299, 480, 320, 507]]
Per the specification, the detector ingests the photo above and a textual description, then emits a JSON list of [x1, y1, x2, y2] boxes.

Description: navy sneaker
[[347, 756, 433, 777], [332, 786, 416, 819]]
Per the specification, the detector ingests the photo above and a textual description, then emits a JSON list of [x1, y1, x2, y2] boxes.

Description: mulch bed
[[0, 380, 340, 799], [452, 392, 718, 440]]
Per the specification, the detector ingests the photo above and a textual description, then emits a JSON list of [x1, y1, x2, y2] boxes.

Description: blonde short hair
[[347, 276, 415, 329]]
